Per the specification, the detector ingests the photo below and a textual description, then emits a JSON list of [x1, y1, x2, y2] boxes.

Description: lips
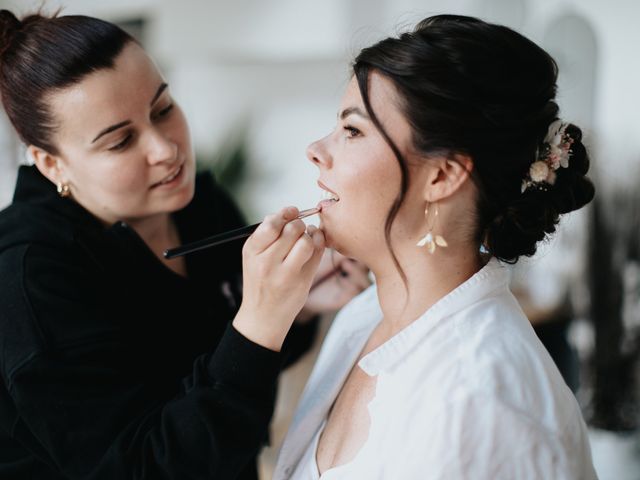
[[152, 163, 183, 188], [317, 180, 339, 211], [317, 181, 340, 201]]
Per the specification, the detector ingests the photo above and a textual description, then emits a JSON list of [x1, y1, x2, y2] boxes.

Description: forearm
[[9, 325, 282, 479]]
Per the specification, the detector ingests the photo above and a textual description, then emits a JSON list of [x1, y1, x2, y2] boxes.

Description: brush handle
[[164, 223, 259, 259], [163, 207, 320, 259]]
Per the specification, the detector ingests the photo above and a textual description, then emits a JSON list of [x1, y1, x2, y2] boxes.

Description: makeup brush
[[164, 206, 322, 259]]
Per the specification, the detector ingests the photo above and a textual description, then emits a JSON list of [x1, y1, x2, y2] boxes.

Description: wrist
[[296, 306, 317, 324], [232, 307, 288, 352]]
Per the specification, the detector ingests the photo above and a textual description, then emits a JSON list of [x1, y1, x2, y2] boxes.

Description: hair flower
[[521, 119, 573, 193], [529, 161, 549, 183]]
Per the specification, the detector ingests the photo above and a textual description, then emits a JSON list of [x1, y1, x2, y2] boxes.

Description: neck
[[128, 213, 174, 249], [127, 213, 186, 277], [371, 242, 483, 336]]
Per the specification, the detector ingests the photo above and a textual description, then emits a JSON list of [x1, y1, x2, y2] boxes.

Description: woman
[[275, 15, 597, 479], [0, 10, 368, 480]]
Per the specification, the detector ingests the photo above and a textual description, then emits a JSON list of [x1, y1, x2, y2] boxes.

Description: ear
[[28, 145, 67, 187], [423, 153, 473, 203]]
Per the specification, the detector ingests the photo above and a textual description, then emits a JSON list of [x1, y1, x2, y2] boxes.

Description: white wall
[[1, 0, 637, 214], [0, 0, 637, 206]]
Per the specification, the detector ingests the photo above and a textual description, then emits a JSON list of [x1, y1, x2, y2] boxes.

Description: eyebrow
[[338, 107, 369, 120], [91, 120, 132, 143], [150, 82, 168, 107], [91, 82, 169, 144]]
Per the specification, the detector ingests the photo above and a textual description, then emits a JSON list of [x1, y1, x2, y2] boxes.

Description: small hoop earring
[[57, 182, 70, 198], [416, 202, 448, 254]]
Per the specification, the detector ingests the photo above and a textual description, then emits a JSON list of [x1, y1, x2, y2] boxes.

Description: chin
[[172, 182, 196, 212], [319, 219, 356, 258]]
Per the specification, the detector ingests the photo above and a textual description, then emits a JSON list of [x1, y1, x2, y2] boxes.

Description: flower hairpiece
[[521, 119, 574, 193]]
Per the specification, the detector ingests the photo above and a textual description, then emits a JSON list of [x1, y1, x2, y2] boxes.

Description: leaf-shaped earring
[[416, 203, 447, 254]]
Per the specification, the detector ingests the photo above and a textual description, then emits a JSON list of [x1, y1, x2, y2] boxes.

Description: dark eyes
[[108, 134, 132, 151], [107, 103, 174, 152], [154, 103, 174, 119], [344, 125, 361, 138]]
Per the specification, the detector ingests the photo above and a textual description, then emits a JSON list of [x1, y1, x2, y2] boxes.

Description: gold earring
[[416, 202, 448, 254], [56, 182, 70, 198]]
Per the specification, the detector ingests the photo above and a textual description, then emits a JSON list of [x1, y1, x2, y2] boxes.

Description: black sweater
[[0, 166, 315, 479]]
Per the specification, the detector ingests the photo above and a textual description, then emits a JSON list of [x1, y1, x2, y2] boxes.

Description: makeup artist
[[0, 10, 369, 480]]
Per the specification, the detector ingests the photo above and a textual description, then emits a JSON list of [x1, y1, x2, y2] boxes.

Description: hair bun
[[486, 122, 595, 263], [486, 191, 559, 263], [0, 10, 22, 58], [548, 124, 595, 214]]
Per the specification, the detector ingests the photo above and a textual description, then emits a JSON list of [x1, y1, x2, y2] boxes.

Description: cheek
[[328, 152, 400, 252], [108, 162, 148, 192], [70, 151, 148, 198], [347, 150, 399, 215]]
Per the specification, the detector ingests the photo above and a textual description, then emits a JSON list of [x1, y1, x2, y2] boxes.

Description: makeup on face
[[318, 180, 340, 210]]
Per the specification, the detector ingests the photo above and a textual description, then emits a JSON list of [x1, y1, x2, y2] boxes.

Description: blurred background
[[0, 0, 638, 479]]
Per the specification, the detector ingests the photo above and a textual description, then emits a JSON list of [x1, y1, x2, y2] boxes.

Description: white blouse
[[274, 259, 597, 480]]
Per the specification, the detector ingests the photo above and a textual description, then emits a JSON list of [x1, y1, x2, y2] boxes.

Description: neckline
[[111, 220, 191, 282], [358, 258, 509, 376]]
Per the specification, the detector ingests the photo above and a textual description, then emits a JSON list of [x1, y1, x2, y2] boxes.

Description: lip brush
[[164, 206, 321, 259]]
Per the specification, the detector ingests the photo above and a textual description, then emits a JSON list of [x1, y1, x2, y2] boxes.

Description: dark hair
[[0, 9, 134, 154], [353, 15, 595, 268]]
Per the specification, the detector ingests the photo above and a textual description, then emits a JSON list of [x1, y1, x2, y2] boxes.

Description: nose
[[146, 129, 178, 165], [306, 135, 332, 169]]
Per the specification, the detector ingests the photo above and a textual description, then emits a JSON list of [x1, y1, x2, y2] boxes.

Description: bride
[[274, 14, 597, 480]]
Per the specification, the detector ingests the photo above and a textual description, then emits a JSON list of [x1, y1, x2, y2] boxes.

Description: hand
[[297, 249, 370, 322], [233, 207, 325, 351]]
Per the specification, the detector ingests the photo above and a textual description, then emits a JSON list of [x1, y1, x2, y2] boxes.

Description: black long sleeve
[[0, 167, 320, 479], [9, 327, 280, 479], [0, 242, 282, 479]]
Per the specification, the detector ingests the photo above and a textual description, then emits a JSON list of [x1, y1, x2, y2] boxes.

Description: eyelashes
[[107, 103, 174, 152], [109, 133, 132, 151], [343, 125, 361, 138], [155, 103, 174, 118]]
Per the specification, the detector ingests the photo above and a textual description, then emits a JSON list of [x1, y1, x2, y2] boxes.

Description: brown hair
[[353, 15, 594, 273], [0, 9, 134, 154]]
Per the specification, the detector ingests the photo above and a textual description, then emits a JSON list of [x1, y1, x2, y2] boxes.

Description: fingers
[[284, 224, 325, 271], [271, 218, 308, 261], [245, 206, 300, 254], [236, 216, 324, 352], [300, 227, 325, 278]]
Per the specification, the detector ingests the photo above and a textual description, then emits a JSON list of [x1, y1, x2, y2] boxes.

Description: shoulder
[[0, 201, 76, 255], [0, 239, 105, 378], [397, 386, 594, 479], [412, 290, 580, 437], [458, 294, 560, 388], [0, 207, 84, 304], [0, 199, 94, 287], [397, 299, 594, 477], [398, 289, 576, 431]]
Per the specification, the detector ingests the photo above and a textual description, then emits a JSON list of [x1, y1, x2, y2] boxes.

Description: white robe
[[274, 259, 597, 480]]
